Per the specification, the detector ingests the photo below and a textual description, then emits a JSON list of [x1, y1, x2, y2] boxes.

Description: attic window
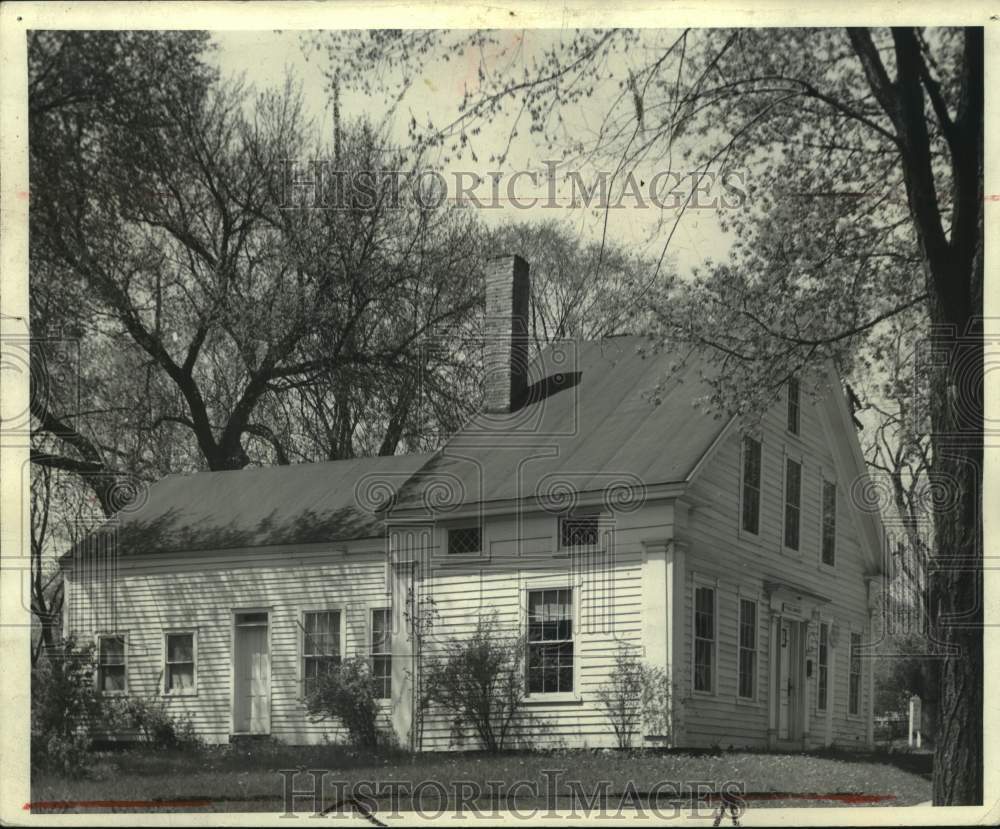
[[787, 378, 800, 435], [560, 514, 599, 549], [447, 525, 482, 555]]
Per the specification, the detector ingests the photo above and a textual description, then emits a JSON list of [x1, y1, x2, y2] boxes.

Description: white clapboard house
[[62, 255, 882, 751]]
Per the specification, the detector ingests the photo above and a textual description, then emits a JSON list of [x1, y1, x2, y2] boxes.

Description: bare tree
[[326, 26, 983, 803]]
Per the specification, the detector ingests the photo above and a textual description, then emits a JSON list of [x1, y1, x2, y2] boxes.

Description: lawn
[[30, 744, 932, 816]]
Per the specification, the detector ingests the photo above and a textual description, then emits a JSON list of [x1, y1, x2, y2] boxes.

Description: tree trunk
[[928, 314, 983, 804]]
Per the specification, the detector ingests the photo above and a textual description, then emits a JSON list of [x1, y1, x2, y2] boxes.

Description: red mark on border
[[25, 799, 213, 810], [742, 792, 896, 803], [24, 792, 896, 812]]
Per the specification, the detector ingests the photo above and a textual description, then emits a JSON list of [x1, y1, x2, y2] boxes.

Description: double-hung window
[[97, 634, 126, 694], [738, 598, 757, 699], [784, 457, 802, 550], [527, 588, 574, 694], [741, 436, 762, 535], [693, 586, 716, 693], [849, 632, 862, 715], [787, 378, 800, 435], [821, 480, 837, 566], [818, 623, 830, 711], [370, 608, 392, 700], [303, 610, 341, 696], [165, 632, 195, 693]]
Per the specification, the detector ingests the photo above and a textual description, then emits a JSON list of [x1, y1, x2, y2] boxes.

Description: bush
[[104, 695, 203, 749], [422, 612, 525, 753], [305, 657, 387, 748], [31, 637, 102, 774], [595, 643, 674, 749]]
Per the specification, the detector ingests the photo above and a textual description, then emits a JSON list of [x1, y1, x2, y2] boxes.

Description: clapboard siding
[[63, 380, 875, 752], [410, 509, 654, 751], [677, 386, 873, 749], [65, 541, 393, 745]]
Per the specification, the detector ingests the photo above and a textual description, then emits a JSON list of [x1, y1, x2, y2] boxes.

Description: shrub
[[104, 695, 203, 749], [595, 643, 645, 749], [422, 612, 525, 753], [31, 637, 102, 774], [595, 643, 675, 749], [305, 657, 386, 748]]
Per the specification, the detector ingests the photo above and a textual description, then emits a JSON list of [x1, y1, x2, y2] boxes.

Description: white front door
[[778, 619, 791, 739], [234, 613, 270, 734]]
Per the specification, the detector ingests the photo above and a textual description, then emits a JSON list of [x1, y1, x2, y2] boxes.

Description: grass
[[30, 743, 932, 814]]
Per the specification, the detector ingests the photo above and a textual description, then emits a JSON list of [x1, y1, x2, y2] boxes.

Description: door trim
[[773, 616, 806, 744], [230, 607, 272, 736]]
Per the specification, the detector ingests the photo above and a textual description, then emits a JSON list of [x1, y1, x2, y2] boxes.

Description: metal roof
[[67, 336, 731, 559], [79, 453, 433, 557], [389, 336, 728, 515]]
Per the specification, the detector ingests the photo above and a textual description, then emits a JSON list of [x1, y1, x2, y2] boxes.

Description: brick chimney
[[483, 254, 530, 414]]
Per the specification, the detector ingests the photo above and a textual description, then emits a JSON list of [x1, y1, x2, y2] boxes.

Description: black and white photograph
[[0, 2, 993, 823]]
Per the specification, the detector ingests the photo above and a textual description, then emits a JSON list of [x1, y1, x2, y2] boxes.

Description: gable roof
[[389, 336, 729, 514], [69, 453, 433, 559]]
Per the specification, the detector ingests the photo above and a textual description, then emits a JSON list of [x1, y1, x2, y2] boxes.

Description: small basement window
[[447, 525, 482, 555], [559, 514, 599, 549]]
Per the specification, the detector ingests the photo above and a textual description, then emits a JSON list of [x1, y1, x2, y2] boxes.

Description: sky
[[207, 29, 733, 278]]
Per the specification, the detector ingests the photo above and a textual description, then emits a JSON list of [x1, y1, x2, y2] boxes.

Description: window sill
[[522, 692, 582, 705], [164, 690, 197, 698], [691, 689, 716, 699], [735, 695, 761, 707], [737, 529, 766, 549]]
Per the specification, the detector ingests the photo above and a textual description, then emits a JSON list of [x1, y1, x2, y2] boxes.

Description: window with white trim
[[303, 610, 341, 696], [559, 514, 599, 549], [787, 378, 800, 435], [97, 634, 126, 694], [165, 632, 195, 693], [694, 586, 715, 693], [817, 622, 829, 711], [849, 632, 862, 715], [526, 587, 574, 694], [741, 436, 762, 535], [370, 608, 391, 700], [821, 480, 837, 566], [783, 457, 802, 550], [738, 598, 757, 699], [447, 525, 482, 555]]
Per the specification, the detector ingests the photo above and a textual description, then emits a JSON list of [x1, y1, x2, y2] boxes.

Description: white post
[[908, 695, 922, 748]]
